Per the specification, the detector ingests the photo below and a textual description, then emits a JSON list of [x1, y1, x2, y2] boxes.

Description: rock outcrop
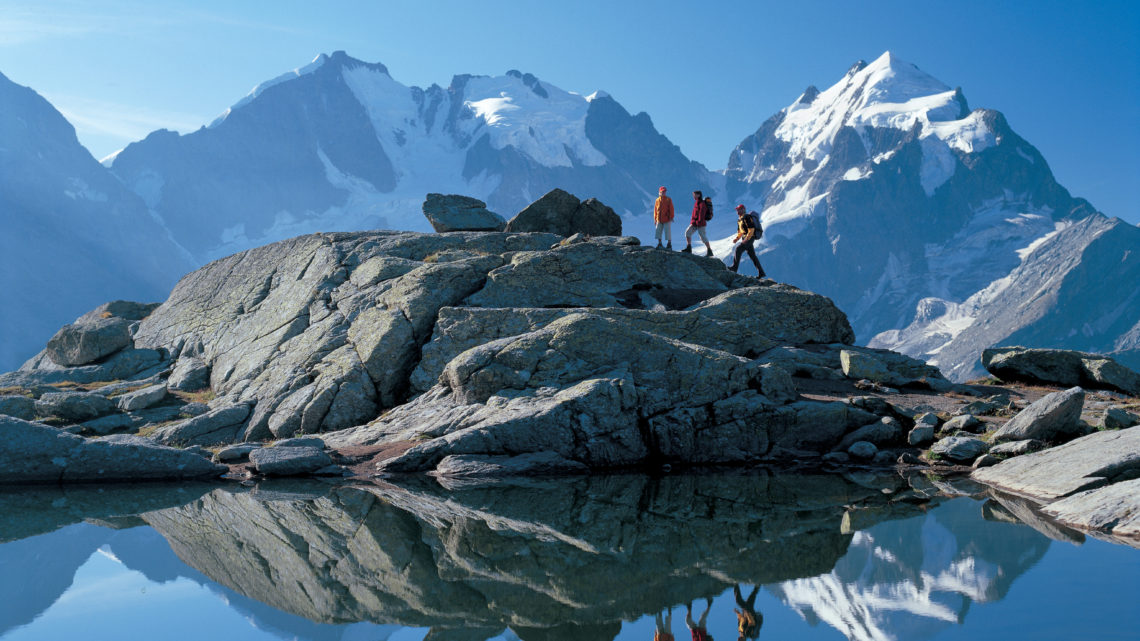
[[503, 188, 622, 237], [983, 347, 1140, 396]]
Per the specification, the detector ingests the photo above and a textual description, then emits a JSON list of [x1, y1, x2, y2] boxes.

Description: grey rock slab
[[432, 452, 589, 478], [250, 446, 333, 476], [45, 316, 133, 366], [993, 386, 1085, 443], [273, 437, 326, 449], [0, 416, 225, 483], [77, 300, 161, 324], [973, 453, 1002, 469], [181, 402, 209, 417], [115, 384, 168, 412], [82, 413, 135, 436], [931, 436, 990, 463], [1042, 478, 1140, 539], [983, 347, 1140, 396], [973, 426, 1140, 501], [835, 417, 903, 452], [0, 395, 35, 420], [34, 391, 118, 422], [149, 404, 251, 447], [422, 193, 506, 232], [0, 349, 165, 387]]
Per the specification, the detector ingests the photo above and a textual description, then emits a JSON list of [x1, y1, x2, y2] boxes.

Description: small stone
[[942, 414, 983, 434], [972, 453, 1002, 468], [214, 444, 260, 462], [930, 435, 990, 463], [989, 439, 1045, 457], [1103, 407, 1140, 430], [847, 441, 878, 460], [908, 425, 935, 446], [116, 384, 167, 412], [250, 446, 334, 476]]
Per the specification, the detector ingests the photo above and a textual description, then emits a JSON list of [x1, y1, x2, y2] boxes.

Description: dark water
[[1, 470, 1137, 641]]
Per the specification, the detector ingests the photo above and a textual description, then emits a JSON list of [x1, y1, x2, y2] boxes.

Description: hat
[[736, 204, 746, 212], [659, 186, 667, 192]]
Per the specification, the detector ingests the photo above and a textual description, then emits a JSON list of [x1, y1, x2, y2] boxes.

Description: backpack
[[705, 199, 714, 220], [748, 212, 762, 238]]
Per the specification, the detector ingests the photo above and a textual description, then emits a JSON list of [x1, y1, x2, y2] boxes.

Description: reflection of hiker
[[686, 598, 714, 641], [655, 607, 676, 641], [654, 186, 675, 250], [734, 584, 763, 639], [729, 205, 766, 279], [681, 195, 714, 256]]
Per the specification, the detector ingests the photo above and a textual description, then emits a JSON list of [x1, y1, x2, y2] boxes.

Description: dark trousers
[[731, 240, 765, 277]]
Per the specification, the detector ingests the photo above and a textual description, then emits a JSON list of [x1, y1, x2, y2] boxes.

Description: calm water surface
[[1, 471, 1137, 641]]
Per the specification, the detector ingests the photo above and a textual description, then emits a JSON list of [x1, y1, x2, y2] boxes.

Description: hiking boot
[[680, 246, 692, 253], [666, 243, 673, 250], [655, 241, 662, 249], [705, 249, 714, 257]]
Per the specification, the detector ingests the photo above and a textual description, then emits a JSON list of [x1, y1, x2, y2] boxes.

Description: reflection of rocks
[[140, 472, 926, 634]]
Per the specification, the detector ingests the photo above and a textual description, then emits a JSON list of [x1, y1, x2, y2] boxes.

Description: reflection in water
[[0, 471, 1137, 641]]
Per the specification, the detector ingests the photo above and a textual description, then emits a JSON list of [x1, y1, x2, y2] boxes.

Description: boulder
[[839, 347, 949, 388], [503, 189, 621, 237], [214, 443, 260, 462], [930, 436, 989, 463], [82, 413, 134, 436], [77, 300, 160, 324], [972, 454, 1002, 469], [249, 445, 333, 476], [1103, 407, 1140, 430], [0, 395, 35, 420], [908, 424, 935, 446], [149, 404, 251, 447], [3, 348, 165, 387], [115, 384, 168, 412], [168, 357, 210, 391], [992, 387, 1085, 443], [0, 416, 225, 483], [422, 193, 506, 232], [34, 391, 118, 422], [982, 347, 1140, 396], [45, 317, 133, 366]]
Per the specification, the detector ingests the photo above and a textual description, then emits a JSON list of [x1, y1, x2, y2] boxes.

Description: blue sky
[[2, 0, 1138, 222]]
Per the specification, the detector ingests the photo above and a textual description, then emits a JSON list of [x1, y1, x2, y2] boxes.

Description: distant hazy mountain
[[0, 72, 194, 370], [108, 51, 712, 262], [720, 52, 1136, 379]]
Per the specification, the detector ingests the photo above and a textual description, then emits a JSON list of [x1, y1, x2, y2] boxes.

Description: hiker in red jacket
[[681, 193, 714, 256], [730, 205, 766, 279], [686, 598, 714, 641], [654, 186, 675, 250]]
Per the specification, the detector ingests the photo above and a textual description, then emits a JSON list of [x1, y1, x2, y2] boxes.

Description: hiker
[[729, 205, 766, 279], [655, 607, 676, 641], [654, 186, 675, 250], [681, 194, 714, 256], [734, 584, 763, 640], [686, 598, 714, 641]]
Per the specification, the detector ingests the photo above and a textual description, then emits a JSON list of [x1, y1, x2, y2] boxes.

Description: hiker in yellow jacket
[[654, 186, 674, 250]]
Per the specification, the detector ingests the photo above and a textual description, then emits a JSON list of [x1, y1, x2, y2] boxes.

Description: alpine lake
[[2, 469, 1137, 641]]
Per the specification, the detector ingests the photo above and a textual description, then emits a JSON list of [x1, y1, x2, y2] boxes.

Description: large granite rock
[[503, 188, 621, 237], [44, 316, 133, 367], [992, 386, 1085, 443], [249, 445, 333, 476], [422, 193, 506, 232], [34, 391, 118, 422], [930, 436, 990, 463], [1042, 478, 1140, 539], [5, 347, 166, 387], [0, 395, 35, 420], [149, 404, 252, 446], [0, 416, 225, 483], [983, 347, 1140, 396]]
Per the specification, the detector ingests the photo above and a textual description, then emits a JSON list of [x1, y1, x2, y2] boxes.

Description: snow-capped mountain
[[722, 52, 1135, 379], [770, 499, 1050, 641], [109, 51, 712, 262], [0, 72, 194, 370]]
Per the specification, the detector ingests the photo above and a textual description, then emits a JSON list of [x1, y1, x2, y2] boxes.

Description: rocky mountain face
[[107, 51, 712, 263], [722, 52, 1136, 380], [0, 72, 194, 371]]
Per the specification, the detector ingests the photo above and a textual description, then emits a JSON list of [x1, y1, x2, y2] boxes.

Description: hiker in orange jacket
[[654, 186, 675, 250]]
